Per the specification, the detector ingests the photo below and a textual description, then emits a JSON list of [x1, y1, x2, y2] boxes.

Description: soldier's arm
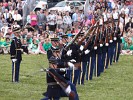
[[10, 39, 16, 59]]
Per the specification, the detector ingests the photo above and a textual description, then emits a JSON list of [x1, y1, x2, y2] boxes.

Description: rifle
[[114, 15, 120, 39], [65, 26, 84, 50], [99, 17, 104, 47], [108, 17, 113, 43], [83, 27, 97, 50], [93, 22, 100, 49], [77, 21, 99, 46], [44, 68, 75, 100], [105, 22, 109, 46]]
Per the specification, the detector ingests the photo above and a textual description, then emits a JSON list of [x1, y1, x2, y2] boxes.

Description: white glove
[[109, 40, 113, 43], [60, 68, 66, 72], [80, 45, 84, 51], [105, 43, 109, 46], [84, 49, 90, 54], [100, 44, 103, 47], [65, 85, 71, 94], [12, 59, 17, 62], [67, 62, 74, 69], [67, 50, 72, 56], [120, 37, 123, 39], [94, 46, 97, 50], [114, 37, 117, 40], [70, 59, 76, 63]]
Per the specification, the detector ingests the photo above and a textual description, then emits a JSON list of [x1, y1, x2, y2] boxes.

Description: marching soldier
[[10, 27, 22, 83]]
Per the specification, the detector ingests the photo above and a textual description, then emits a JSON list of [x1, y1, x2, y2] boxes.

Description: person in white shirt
[[4, 9, 9, 20], [102, 9, 108, 22], [13, 10, 22, 26], [72, 9, 79, 23], [13, 21, 20, 29], [121, 5, 130, 15], [125, 14, 130, 25], [9, 7, 15, 16], [112, 9, 119, 20], [47, 10, 57, 31], [107, 9, 112, 19], [1, 23, 9, 37], [63, 11, 72, 33]]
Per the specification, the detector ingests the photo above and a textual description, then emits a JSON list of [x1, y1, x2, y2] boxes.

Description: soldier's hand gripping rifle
[[79, 26, 97, 56], [44, 68, 75, 100]]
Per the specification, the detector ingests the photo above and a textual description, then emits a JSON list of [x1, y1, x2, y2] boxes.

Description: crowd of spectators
[[0, 0, 133, 55]]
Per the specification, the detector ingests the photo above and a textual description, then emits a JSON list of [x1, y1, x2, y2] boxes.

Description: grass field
[[0, 55, 133, 100]]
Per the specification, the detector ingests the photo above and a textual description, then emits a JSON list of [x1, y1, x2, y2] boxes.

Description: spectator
[[30, 11, 37, 29], [37, 9, 47, 29], [3, 9, 9, 19], [43, 38, 52, 52], [38, 24, 44, 35], [13, 20, 20, 28], [72, 9, 79, 23], [18, 5, 23, 16], [6, 13, 14, 27], [56, 11, 63, 29], [38, 36, 46, 54], [13, 10, 22, 26], [63, 11, 72, 33], [9, 6, 14, 16], [47, 10, 57, 32]]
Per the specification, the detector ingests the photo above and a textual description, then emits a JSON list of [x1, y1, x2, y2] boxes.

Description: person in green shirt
[[43, 38, 52, 52], [121, 36, 133, 55]]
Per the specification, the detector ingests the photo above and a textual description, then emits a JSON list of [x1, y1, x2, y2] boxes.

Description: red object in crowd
[[91, 18, 95, 25], [30, 14, 37, 27], [3, 2, 8, 7], [125, 1, 132, 6]]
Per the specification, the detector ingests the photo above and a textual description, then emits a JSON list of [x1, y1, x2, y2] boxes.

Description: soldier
[[78, 36, 92, 84], [10, 27, 22, 83], [113, 18, 121, 63], [41, 68, 79, 100], [42, 37, 79, 100], [101, 21, 110, 71]]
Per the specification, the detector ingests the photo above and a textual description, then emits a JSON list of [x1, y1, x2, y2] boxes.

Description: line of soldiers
[[41, 14, 125, 100]]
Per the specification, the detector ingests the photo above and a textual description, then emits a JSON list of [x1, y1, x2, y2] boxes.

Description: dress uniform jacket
[[10, 37, 22, 61]]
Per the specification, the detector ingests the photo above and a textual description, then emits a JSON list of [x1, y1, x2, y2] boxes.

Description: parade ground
[[0, 55, 133, 100]]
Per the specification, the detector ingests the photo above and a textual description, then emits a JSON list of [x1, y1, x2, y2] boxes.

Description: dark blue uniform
[[10, 37, 22, 82], [41, 69, 79, 100], [43, 41, 79, 100], [113, 26, 121, 63], [78, 39, 91, 84], [89, 36, 96, 80]]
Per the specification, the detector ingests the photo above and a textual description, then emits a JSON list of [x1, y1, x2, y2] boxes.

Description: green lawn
[[0, 55, 133, 100]]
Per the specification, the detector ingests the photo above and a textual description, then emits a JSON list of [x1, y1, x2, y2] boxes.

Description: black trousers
[[12, 60, 21, 82]]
